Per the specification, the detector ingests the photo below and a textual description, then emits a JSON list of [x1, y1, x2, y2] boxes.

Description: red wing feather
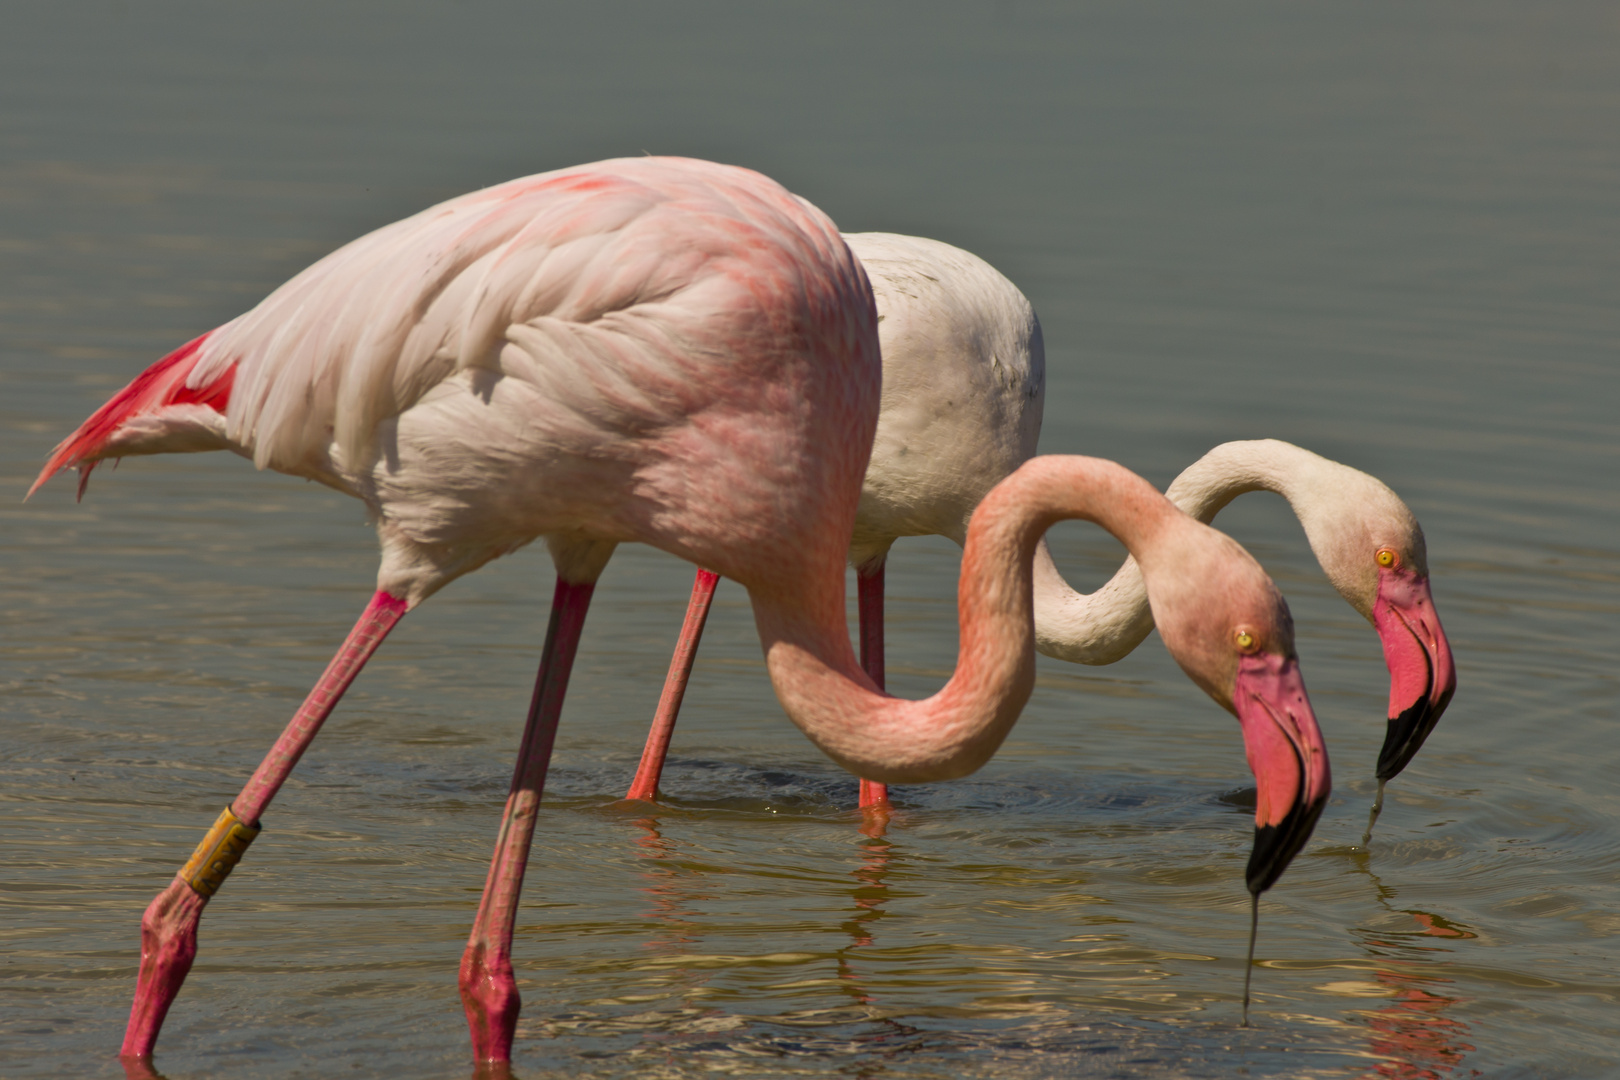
[[28, 332, 233, 499]]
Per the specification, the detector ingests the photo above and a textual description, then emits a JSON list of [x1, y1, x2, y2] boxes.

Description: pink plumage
[[30, 332, 234, 500], [35, 157, 880, 607], [35, 156, 1328, 1065]]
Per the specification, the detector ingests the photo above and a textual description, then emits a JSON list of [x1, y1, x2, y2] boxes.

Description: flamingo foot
[[459, 941, 520, 1063], [121, 876, 207, 1059]]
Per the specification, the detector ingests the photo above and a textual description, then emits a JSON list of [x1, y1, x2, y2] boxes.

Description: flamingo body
[[34, 161, 1330, 1063], [844, 232, 1044, 568]]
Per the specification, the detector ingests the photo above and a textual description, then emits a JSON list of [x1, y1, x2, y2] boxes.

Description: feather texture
[[28, 332, 235, 499], [34, 157, 879, 603]]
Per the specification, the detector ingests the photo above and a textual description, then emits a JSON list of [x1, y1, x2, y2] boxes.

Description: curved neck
[[750, 456, 1183, 784], [1161, 439, 1325, 524], [1030, 440, 1327, 665]]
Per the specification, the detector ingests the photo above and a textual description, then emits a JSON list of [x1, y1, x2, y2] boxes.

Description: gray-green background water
[[2, 3, 1616, 1077]]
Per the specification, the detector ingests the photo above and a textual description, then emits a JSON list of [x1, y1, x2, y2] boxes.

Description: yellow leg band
[[179, 805, 262, 898]]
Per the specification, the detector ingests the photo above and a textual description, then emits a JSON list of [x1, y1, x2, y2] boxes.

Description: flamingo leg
[[857, 558, 891, 810], [121, 590, 409, 1061], [626, 568, 720, 801], [630, 563, 889, 812], [460, 577, 596, 1063]]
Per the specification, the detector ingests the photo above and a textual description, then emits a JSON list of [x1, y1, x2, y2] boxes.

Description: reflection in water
[[859, 803, 892, 842], [628, 815, 708, 961], [838, 813, 935, 1080], [1365, 971, 1476, 1080], [120, 1058, 165, 1080], [619, 803, 910, 1062], [1352, 856, 1479, 1079], [837, 810, 897, 1008]]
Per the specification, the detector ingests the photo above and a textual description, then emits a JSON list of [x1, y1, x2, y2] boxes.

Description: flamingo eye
[[1235, 629, 1256, 652], [1377, 548, 1398, 569]]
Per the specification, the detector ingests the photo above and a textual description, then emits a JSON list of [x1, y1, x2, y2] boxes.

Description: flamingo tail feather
[[28, 333, 236, 500]]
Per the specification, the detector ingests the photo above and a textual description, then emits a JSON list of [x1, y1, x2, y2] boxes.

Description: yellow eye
[[1377, 549, 1398, 568], [1235, 630, 1255, 651]]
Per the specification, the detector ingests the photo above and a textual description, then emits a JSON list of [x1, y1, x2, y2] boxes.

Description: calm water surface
[[2, 3, 1617, 1077]]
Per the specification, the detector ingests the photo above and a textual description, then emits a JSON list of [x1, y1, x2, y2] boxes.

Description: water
[[2, 2, 1617, 1076]]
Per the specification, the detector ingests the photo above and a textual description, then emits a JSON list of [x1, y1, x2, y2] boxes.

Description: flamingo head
[[1145, 524, 1332, 895], [1293, 465, 1457, 783]]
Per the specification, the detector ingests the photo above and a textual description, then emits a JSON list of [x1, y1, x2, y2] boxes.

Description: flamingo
[[628, 233, 1453, 825], [31, 158, 1329, 1065]]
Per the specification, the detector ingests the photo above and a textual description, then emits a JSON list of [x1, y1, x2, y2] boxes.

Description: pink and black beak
[[1371, 569, 1456, 782], [1233, 653, 1332, 895]]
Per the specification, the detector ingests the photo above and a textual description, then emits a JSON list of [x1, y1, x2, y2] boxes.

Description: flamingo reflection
[[627, 815, 710, 960], [1352, 858, 1479, 1078], [836, 816, 898, 1008], [1365, 968, 1475, 1080]]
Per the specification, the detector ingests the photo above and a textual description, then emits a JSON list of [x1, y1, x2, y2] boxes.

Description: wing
[[201, 157, 860, 479], [36, 157, 871, 503]]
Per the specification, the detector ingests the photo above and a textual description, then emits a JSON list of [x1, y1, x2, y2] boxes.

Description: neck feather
[[750, 455, 1181, 783], [1032, 440, 1330, 663], [1163, 439, 1326, 523]]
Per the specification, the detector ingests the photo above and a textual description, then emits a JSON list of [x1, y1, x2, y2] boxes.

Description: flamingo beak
[[1233, 653, 1331, 895], [1371, 570, 1456, 782]]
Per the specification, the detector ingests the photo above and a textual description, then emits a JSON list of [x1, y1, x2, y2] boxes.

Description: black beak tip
[[1245, 796, 1327, 896], [1375, 685, 1454, 783]]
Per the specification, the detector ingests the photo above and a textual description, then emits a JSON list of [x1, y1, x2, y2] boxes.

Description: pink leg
[[857, 559, 891, 811], [461, 577, 596, 1063], [626, 568, 720, 802], [121, 590, 408, 1061]]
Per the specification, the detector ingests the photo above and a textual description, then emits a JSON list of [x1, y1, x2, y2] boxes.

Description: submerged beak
[[1233, 653, 1331, 895], [1372, 570, 1456, 782]]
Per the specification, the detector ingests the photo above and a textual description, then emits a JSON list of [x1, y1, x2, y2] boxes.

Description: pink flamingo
[[31, 158, 1329, 1066], [629, 233, 1452, 825]]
